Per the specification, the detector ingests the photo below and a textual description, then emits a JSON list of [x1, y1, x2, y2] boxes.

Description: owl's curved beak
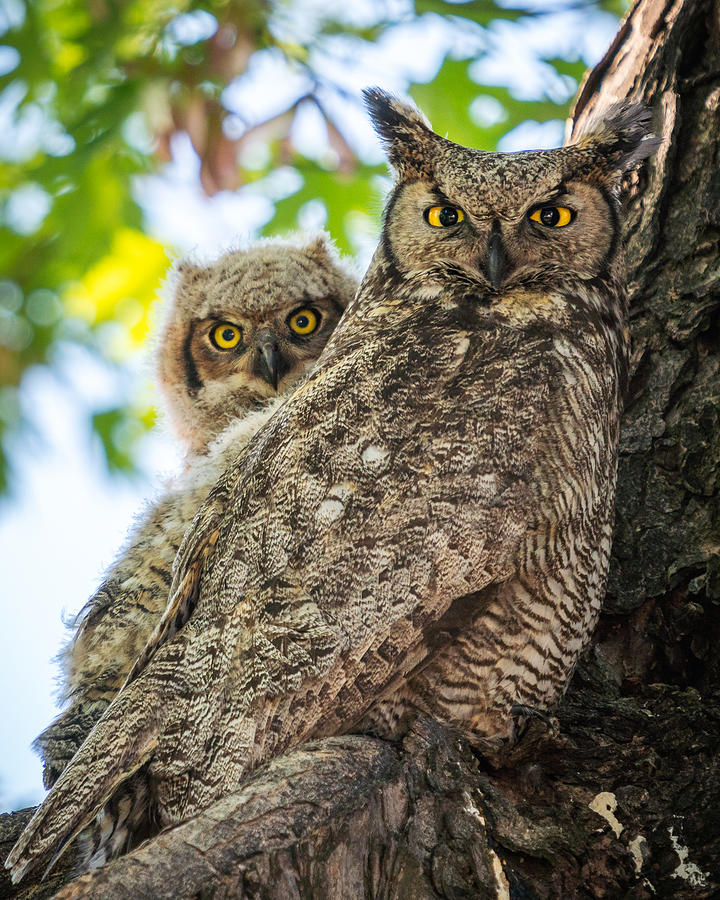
[[258, 342, 280, 390], [485, 222, 506, 291]]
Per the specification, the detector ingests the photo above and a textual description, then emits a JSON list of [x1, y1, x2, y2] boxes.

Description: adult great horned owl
[[8, 90, 656, 882], [34, 234, 356, 791]]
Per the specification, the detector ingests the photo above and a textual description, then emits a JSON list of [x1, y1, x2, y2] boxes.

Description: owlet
[[34, 234, 357, 790]]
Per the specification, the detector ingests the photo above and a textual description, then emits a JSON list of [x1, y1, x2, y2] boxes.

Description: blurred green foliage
[[0, 0, 624, 494]]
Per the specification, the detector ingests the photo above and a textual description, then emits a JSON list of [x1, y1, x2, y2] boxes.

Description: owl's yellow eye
[[530, 206, 574, 227], [288, 308, 319, 335], [210, 322, 242, 350], [425, 205, 465, 228]]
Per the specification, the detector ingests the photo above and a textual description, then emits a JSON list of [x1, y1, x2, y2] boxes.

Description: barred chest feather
[[358, 277, 627, 750]]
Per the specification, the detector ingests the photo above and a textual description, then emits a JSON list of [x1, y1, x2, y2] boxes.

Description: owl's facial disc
[[385, 177, 615, 288], [368, 87, 656, 290], [160, 238, 357, 453], [186, 296, 341, 401]]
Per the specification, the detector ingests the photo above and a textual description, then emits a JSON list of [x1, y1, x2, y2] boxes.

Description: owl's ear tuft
[[574, 102, 660, 180], [303, 232, 333, 261], [363, 87, 435, 177]]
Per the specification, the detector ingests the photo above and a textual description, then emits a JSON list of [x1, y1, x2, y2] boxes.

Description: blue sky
[[0, 0, 620, 812]]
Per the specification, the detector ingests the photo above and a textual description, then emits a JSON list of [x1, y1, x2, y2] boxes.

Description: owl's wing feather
[[6, 685, 162, 883], [122, 551, 205, 687]]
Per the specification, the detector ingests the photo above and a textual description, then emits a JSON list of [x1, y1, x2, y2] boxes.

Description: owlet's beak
[[253, 330, 291, 391], [259, 342, 279, 390], [485, 221, 507, 291]]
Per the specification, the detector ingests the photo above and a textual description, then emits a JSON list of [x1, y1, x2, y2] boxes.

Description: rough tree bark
[[2, 0, 718, 896]]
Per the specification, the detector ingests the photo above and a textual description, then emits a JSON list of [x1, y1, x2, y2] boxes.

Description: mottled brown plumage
[[7, 91, 656, 883]]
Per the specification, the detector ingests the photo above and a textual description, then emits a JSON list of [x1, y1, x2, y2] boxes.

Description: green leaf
[[91, 405, 152, 475], [263, 161, 385, 254], [414, 0, 534, 25]]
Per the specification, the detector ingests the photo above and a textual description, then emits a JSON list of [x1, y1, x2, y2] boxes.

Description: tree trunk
[[2, 0, 718, 896]]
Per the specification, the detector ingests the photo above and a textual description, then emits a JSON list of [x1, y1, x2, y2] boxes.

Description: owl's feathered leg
[[34, 701, 111, 789], [33, 670, 127, 790]]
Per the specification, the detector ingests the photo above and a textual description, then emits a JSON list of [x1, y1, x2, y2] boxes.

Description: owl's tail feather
[[75, 772, 153, 874], [4, 687, 160, 884]]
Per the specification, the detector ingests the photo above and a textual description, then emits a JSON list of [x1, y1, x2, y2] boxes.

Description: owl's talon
[[510, 704, 555, 729]]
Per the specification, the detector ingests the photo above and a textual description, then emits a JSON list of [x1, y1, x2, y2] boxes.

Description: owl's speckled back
[[7, 92, 656, 884]]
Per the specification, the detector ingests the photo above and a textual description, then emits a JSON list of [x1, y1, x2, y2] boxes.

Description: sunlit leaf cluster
[[0, 0, 623, 494]]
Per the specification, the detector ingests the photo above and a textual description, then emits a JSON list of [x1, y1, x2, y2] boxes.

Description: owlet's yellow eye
[[210, 322, 242, 350], [425, 205, 465, 228], [530, 206, 574, 227], [288, 308, 319, 335]]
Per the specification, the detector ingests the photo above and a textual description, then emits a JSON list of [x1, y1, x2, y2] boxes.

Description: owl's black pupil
[[222, 328, 235, 342], [439, 207, 459, 227], [540, 207, 560, 226], [296, 315, 309, 329]]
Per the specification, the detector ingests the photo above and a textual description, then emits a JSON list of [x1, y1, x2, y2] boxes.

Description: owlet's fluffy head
[[157, 234, 358, 454], [363, 88, 658, 294]]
